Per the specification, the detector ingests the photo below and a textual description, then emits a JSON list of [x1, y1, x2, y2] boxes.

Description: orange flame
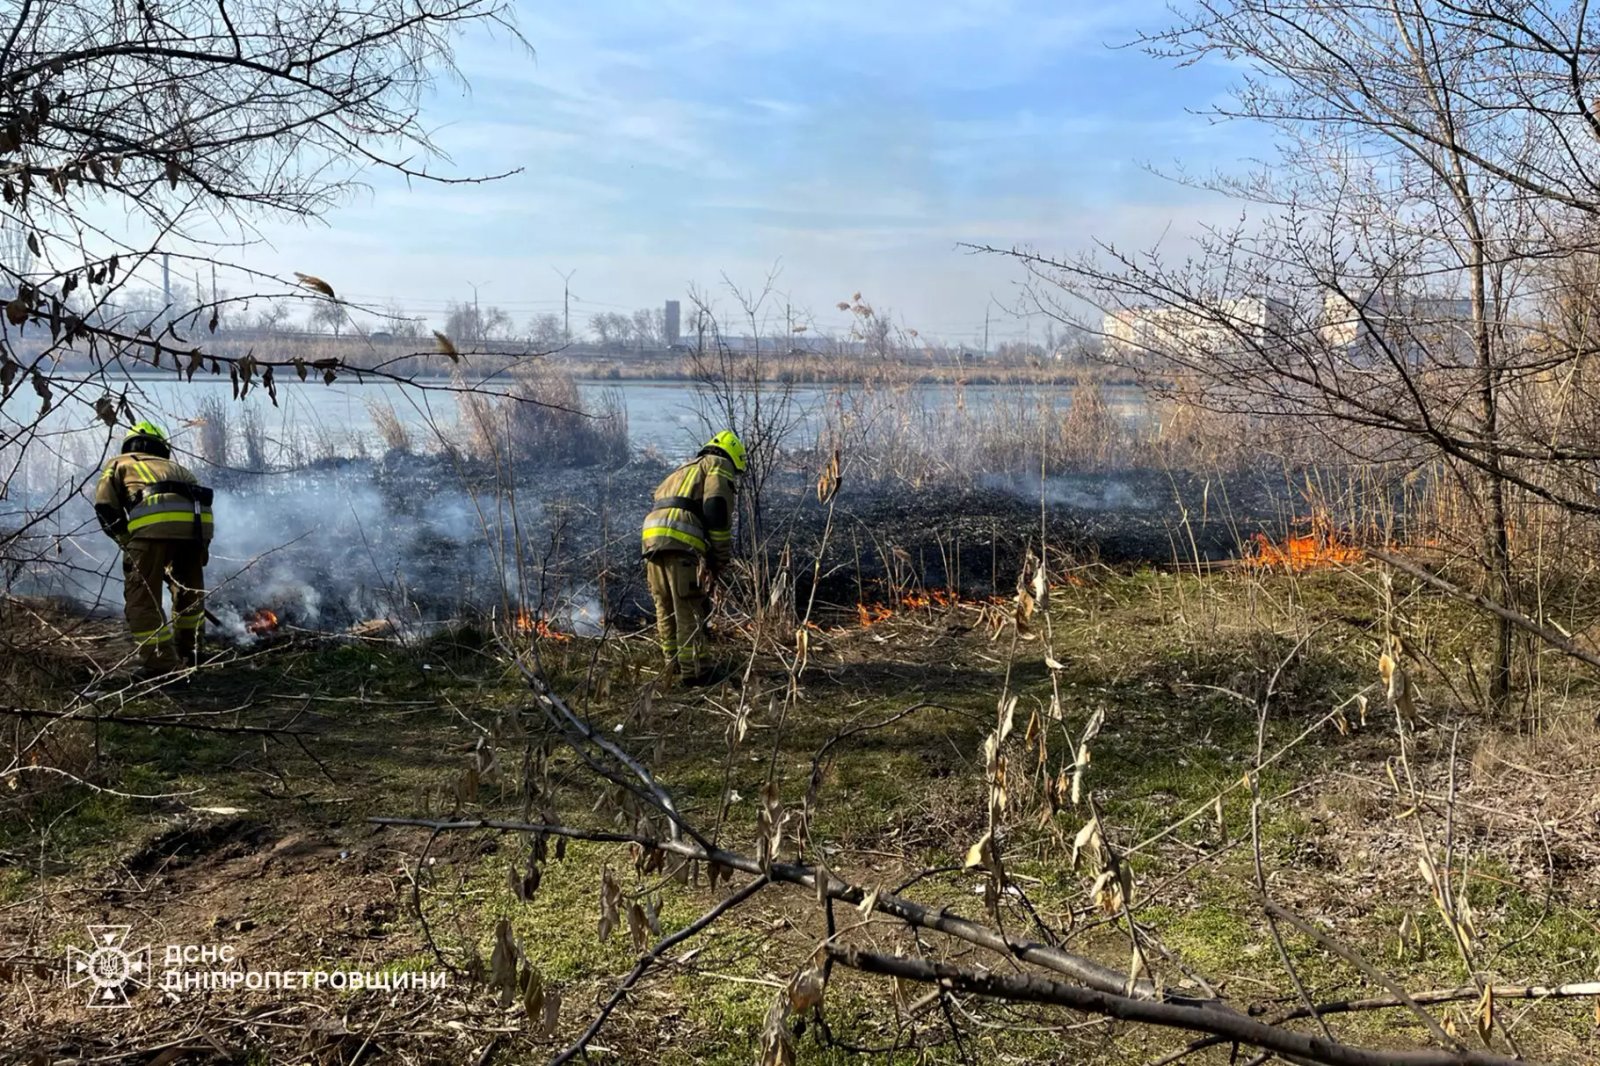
[[513, 609, 573, 642], [1247, 518, 1363, 571], [245, 608, 279, 635], [853, 588, 1019, 627], [856, 603, 893, 627], [901, 589, 961, 610]]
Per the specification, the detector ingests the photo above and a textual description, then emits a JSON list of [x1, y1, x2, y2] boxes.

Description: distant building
[[1102, 295, 1289, 360], [1319, 289, 1474, 365], [664, 300, 681, 348]]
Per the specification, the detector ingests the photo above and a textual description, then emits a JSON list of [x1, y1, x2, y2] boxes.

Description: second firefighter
[[93, 420, 216, 676], [640, 430, 746, 684]]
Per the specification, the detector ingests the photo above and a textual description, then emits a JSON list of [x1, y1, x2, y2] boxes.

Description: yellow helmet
[[122, 419, 170, 456], [125, 419, 168, 445], [704, 429, 747, 473]]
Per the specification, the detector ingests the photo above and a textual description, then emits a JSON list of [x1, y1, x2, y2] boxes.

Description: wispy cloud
[[226, 0, 1259, 341]]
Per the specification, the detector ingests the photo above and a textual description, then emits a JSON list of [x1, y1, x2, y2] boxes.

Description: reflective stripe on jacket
[[641, 453, 737, 566], [93, 454, 215, 542]]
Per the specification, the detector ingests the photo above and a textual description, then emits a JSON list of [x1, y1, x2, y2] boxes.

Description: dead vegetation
[[2, 558, 1598, 1064], [456, 365, 629, 468]]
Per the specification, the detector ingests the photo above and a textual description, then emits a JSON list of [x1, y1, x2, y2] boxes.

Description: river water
[[2, 374, 1146, 463]]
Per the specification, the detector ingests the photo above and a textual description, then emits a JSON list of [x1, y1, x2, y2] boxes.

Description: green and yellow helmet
[[122, 419, 169, 454], [704, 429, 747, 473], [125, 419, 168, 445]]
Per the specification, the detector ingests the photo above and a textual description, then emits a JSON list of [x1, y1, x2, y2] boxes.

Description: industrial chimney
[[664, 300, 681, 348]]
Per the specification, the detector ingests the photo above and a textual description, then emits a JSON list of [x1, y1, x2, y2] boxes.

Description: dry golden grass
[[456, 365, 628, 467], [365, 398, 413, 453], [193, 396, 229, 469]]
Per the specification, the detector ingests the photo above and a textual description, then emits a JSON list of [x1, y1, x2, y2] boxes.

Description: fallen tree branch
[[1276, 981, 1600, 1020], [0, 705, 312, 737], [505, 649, 704, 849], [1152, 981, 1600, 1066], [1369, 549, 1600, 673], [1263, 901, 1459, 1051], [367, 815, 1173, 1003], [827, 946, 1543, 1066]]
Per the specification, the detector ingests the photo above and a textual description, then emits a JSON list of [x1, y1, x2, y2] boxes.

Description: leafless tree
[[631, 305, 664, 349], [378, 299, 425, 340], [588, 310, 634, 349], [444, 300, 512, 348], [251, 298, 292, 334], [307, 297, 345, 337], [528, 311, 565, 350], [0, 0, 526, 596], [980, 0, 1600, 721]]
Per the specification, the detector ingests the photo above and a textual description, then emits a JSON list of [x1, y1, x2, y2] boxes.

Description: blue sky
[[249, 0, 1261, 345]]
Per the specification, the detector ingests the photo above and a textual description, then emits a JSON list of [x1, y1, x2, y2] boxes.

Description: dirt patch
[[124, 816, 275, 876]]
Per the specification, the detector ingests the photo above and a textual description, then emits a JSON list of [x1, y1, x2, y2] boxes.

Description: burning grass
[[1246, 517, 1366, 571], [512, 608, 572, 642], [244, 607, 280, 636], [846, 581, 1084, 630]]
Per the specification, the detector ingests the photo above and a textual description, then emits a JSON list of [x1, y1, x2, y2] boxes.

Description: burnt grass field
[[191, 451, 1320, 636], [2, 459, 1598, 1065]]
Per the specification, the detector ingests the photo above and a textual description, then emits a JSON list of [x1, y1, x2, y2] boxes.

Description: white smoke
[[12, 463, 571, 640], [980, 471, 1158, 512]]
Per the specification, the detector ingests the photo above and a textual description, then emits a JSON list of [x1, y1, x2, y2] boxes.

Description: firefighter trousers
[[645, 550, 710, 677], [123, 539, 207, 669]]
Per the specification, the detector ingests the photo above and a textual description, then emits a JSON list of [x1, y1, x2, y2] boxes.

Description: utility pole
[[553, 267, 577, 343], [983, 306, 990, 357], [467, 280, 490, 345], [161, 252, 170, 326]]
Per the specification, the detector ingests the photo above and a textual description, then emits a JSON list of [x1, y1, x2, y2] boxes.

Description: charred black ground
[[202, 454, 1341, 635]]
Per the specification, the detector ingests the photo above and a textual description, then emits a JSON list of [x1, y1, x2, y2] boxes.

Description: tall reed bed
[[457, 365, 629, 468]]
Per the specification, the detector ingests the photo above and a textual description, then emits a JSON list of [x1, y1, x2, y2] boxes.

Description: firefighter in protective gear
[[641, 430, 745, 684], [93, 420, 215, 675]]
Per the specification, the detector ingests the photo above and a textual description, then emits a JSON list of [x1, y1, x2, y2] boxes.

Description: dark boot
[[683, 664, 728, 688]]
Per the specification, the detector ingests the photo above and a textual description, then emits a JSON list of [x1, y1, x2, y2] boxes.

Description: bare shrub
[[456, 388, 498, 460], [194, 397, 230, 469], [457, 366, 628, 467], [1053, 381, 1122, 469], [239, 406, 268, 471], [1145, 391, 1260, 471], [588, 386, 630, 463]]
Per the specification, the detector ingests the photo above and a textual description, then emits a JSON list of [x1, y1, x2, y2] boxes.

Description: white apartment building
[[1102, 295, 1291, 359], [1319, 289, 1475, 364]]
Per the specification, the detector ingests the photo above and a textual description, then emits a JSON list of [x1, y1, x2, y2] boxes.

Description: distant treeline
[[32, 334, 1138, 388]]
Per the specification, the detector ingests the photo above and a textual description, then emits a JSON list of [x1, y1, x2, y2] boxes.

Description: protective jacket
[[94, 453, 215, 542], [641, 451, 738, 569]]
